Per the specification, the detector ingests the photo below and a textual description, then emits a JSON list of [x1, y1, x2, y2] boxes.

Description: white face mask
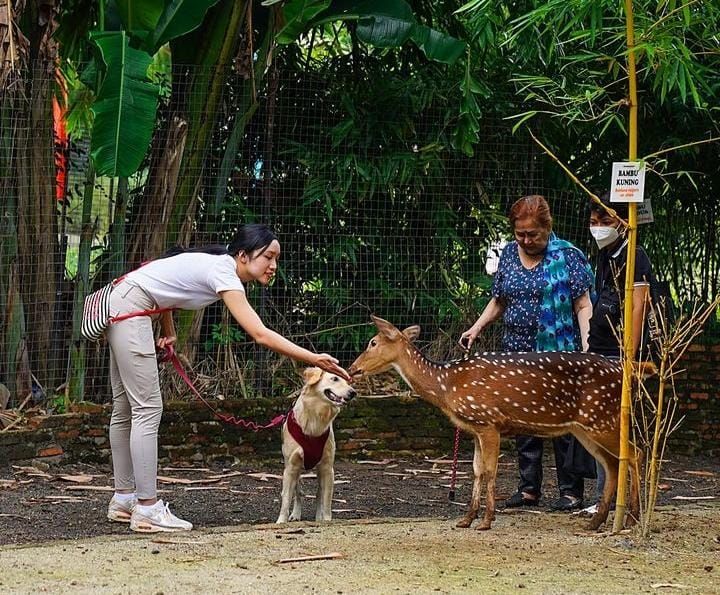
[[590, 226, 620, 249]]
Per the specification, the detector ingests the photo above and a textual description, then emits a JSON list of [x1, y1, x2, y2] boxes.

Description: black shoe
[[549, 494, 584, 511], [501, 491, 540, 509]]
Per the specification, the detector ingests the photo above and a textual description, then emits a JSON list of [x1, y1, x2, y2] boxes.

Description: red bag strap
[[109, 308, 175, 324], [109, 260, 175, 323]]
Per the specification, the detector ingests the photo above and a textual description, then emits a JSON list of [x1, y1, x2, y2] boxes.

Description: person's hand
[[156, 335, 177, 350], [459, 322, 484, 351], [314, 353, 351, 381]]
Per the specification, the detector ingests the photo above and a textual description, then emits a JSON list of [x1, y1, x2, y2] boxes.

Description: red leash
[[157, 345, 287, 431]]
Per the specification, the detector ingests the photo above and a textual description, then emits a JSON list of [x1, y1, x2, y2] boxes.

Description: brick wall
[[672, 339, 720, 454], [2, 339, 719, 467], [0, 397, 458, 467]]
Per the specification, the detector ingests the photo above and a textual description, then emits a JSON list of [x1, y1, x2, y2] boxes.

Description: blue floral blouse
[[492, 241, 593, 351]]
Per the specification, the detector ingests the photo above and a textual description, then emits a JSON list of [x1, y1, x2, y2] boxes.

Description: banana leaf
[[116, 0, 165, 35], [278, 0, 465, 64], [116, 0, 223, 53], [276, 0, 332, 45], [89, 31, 159, 177]]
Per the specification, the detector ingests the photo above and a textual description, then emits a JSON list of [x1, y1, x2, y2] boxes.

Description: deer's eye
[[370, 339, 377, 348]]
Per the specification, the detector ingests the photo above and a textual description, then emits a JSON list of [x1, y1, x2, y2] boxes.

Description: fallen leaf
[[0, 513, 30, 520], [0, 479, 24, 490], [276, 552, 344, 564], [277, 528, 306, 535], [304, 495, 347, 503], [684, 470, 716, 477], [58, 474, 94, 484], [157, 476, 221, 485], [151, 538, 206, 545], [357, 459, 394, 465], [184, 486, 230, 491], [12, 465, 52, 479], [426, 458, 472, 465], [205, 471, 245, 479], [658, 483, 672, 491], [64, 485, 116, 492], [246, 473, 283, 482]]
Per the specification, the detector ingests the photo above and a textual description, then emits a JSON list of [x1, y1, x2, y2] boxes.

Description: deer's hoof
[[475, 520, 492, 531], [586, 514, 604, 531], [456, 517, 474, 529]]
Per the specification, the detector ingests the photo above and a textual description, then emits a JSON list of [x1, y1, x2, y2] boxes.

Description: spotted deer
[[349, 315, 652, 531]]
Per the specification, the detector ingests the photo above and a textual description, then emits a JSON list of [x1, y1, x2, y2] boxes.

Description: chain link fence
[[1, 62, 718, 415]]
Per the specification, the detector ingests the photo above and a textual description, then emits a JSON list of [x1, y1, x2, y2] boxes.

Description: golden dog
[[276, 367, 356, 523]]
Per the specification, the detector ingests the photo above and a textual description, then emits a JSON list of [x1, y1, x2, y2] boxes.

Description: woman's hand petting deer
[[105, 224, 349, 534], [460, 195, 595, 513]]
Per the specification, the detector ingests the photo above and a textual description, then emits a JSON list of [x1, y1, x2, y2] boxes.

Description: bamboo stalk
[[614, 0, 640, 534], [642, 354, 667, 538]]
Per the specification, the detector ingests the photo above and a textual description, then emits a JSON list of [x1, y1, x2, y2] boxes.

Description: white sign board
[[637, 199, 654, 225], [610, 161, 645, 203]]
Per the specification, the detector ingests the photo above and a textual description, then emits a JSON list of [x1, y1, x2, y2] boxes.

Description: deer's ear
[[371, 315, 401, 340], [402, 325, 421, 342], [302, 367, 324, 386]]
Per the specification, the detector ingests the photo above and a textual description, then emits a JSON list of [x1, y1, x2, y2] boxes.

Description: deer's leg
[[590, 453, 618, 531], [572, 429, 616, 531], [456, 434, 483, 529], [476, 428, 500, 531]]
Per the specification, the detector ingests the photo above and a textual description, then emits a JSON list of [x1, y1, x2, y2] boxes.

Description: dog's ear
[[302, 367, 324, 385]]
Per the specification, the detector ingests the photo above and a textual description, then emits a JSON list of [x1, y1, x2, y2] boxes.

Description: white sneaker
[[574, 502, 599, 517], [129, 500, 193, 533], [107, 494, 137, 523]]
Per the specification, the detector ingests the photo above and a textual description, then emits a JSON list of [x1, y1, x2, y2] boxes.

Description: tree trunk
[[127, 116, 188, 267], [16, 0, 61, 394]]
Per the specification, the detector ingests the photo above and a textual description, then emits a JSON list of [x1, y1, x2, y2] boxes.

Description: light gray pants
[[106, 280, 162, 500]]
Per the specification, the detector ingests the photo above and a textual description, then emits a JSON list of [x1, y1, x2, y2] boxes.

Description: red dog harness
[[286, 409, 331, 470]]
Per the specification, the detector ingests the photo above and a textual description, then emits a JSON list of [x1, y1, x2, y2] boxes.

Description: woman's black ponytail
[[158, 224, 277, 259]]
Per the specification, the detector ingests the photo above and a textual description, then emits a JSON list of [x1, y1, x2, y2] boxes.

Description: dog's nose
[[348, 389, 357, 400]]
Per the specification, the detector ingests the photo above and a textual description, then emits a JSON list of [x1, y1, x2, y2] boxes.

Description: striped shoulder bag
[[81, 274, 174, 342]]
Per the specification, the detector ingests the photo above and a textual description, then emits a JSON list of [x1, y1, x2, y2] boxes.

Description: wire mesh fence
[[1, 61, 718, 412]]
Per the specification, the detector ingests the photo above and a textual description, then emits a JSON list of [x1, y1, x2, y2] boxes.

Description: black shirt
[[588, 240, 653, 357]]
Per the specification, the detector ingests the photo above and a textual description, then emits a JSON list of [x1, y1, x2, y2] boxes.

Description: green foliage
[[278, 0, 466, 64], [89, 31, 160, 177]]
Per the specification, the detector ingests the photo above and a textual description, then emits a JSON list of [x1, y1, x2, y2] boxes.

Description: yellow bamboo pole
[[614, 0, 640, 533]]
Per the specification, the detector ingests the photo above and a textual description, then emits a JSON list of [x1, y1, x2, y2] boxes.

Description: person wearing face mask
[[576, 193, 653, 516], [104, 224, 350, 533], [587, 193, 652, 358], [461, 195, 594, 512]]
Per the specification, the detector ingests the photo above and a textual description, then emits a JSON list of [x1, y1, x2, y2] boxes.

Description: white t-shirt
[[125, 253, 245, 310]]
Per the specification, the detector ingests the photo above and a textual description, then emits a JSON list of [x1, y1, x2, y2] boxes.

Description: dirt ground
[[1, 452, 719, 594]]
